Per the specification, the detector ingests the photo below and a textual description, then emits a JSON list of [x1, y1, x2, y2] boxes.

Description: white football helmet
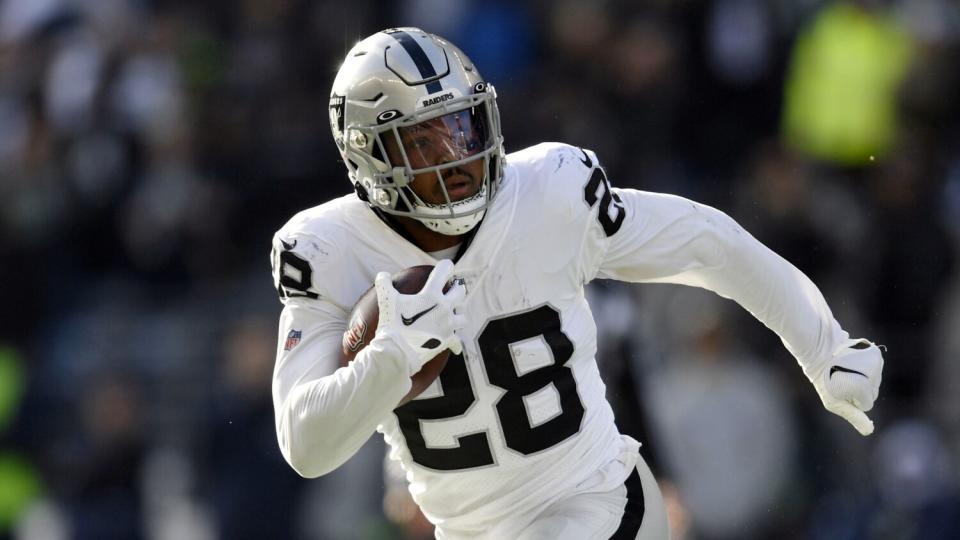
[[329, 28, 505, 235]]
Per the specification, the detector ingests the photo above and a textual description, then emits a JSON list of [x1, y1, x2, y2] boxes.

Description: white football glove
[[374, 259, 466, 375], [808, 338, 884, 435]]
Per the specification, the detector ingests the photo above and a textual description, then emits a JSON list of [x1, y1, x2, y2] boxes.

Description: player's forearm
[[693, 209, 848, 371], [275, 335, 412, 478], [601, 192, 847, 369]]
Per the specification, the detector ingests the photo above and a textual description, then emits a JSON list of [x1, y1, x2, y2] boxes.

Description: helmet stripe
[[387, 30, 443, 94]]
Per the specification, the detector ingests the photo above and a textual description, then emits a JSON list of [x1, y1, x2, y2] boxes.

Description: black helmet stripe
[[387, 30, 443, 94]]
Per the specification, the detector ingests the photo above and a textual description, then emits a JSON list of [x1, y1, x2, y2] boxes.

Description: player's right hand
[[374, 259, 466, 373], [812, 338, 884, 436]]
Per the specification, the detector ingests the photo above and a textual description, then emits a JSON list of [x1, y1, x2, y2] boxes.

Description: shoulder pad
[[507, 142, 597, 179], [271, 231, 335, 302], [270, 202, 352, 304], [509, 142, 607, 209], [509, 143, 625, 237]]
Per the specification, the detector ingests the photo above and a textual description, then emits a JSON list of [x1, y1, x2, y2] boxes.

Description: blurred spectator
[[929, 260, 960, 458], [857, 139, 955, 405], [60, 373, 147, 540], [400, 0, 535, 89], [588, 281, 663, 470], [297, 437, 391, 540], [736, 141, 842, 282], [643, 291, 799, 540], [0, 346, 42, 540], [198, 316, 308, 540], [810, 419, 960, 540], [782, 0, 914, 166], [706, 0, 775, 88], [383, 452, 434, 540]]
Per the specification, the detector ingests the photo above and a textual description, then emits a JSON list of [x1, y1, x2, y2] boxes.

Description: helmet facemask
[[344, 90, 504, 236]]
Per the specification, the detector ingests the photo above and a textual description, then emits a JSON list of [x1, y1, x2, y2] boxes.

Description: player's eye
[[412, 137, 431, 149]]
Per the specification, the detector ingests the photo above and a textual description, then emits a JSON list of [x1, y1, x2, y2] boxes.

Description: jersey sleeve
[[270, 225, 413, 478], [576, 160, 848, 376]]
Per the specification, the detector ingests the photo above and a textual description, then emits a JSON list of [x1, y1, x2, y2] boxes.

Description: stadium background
[[1, 0, 959, 538]]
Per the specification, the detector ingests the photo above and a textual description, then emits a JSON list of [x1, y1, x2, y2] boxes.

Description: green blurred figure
[[783, 0, 914, 166], [0, 347, 42, 539]]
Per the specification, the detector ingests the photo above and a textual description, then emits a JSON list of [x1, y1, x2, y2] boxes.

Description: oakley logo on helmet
[[421, 92, 456, 108], [377, 109, 402, 124]]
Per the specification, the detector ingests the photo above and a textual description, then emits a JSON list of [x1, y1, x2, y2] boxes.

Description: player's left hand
[[811, 338, 884, 435]]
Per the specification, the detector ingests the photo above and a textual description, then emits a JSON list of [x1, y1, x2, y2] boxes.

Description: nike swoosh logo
[[401, 304, 437, 326], [578, 148, 593, 169], [830, 365, 867, 378]]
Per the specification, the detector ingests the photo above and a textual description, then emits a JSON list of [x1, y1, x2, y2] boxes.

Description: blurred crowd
[[1, 0, 959, 539]]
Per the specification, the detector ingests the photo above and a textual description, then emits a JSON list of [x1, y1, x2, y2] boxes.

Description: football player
[[270, 28, 884, 540]]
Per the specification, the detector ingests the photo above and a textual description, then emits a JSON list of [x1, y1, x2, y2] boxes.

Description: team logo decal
[[420, 92, 455, 108], [284, 329, 303, 351], [342, 312, 368, 352], [329, 94, 345, 149], [415, 88, 462, 111]]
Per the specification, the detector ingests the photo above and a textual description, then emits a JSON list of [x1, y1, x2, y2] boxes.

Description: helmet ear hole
[[354, 182, 370, 202]]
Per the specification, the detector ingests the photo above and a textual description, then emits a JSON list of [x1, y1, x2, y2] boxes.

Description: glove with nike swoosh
[[374, 259, 467, 376], [808, 338, 884, 435]]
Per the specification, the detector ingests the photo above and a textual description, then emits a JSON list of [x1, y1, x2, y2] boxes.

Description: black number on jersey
[[394, 354, 495, 471], [271, 240, 319, 299], [393, 305, 585, 470], [583, 167, 625, 237], [478, 305, 585, 454]]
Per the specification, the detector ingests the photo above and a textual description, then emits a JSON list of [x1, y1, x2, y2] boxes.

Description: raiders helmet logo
[[329, 94, 345, 150]]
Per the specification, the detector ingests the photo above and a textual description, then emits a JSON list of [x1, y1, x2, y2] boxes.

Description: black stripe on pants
[[610, 468, 645, 539]]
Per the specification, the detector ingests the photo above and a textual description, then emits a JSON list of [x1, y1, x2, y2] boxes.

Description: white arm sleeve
[[272, 301, 413, 478], [269, 229, 412, 478], [589, 189, 848, 373]]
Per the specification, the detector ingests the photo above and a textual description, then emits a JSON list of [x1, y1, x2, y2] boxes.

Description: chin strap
[[418, 209, 485, 236]]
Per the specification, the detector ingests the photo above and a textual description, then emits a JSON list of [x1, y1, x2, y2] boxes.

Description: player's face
[[383, 108, 487, 205]]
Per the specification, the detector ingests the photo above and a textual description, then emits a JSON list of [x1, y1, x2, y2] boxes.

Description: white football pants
[[514, 454, 669, 540]]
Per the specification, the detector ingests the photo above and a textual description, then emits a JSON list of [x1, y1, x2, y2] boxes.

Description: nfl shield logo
[[284, 329, 302, 351], [342, 313, 368, 353]]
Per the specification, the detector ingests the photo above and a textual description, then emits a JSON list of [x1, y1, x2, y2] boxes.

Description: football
[[340, 265, 450, 406]]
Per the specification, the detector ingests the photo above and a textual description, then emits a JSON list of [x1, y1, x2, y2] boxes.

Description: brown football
[[340, 265, 450, 407]]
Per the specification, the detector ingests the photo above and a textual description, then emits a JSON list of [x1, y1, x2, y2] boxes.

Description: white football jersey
[[271, 143, 849, 538]]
